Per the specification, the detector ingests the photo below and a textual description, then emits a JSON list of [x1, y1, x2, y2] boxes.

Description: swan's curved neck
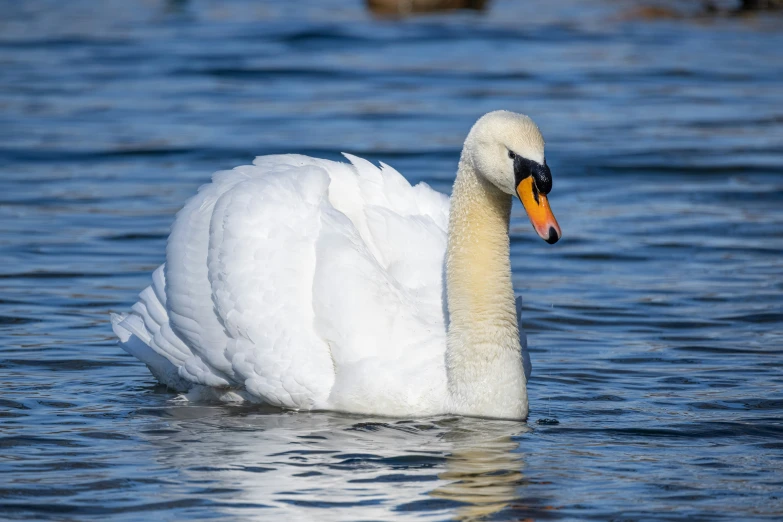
[[445, 154, 528, 419]]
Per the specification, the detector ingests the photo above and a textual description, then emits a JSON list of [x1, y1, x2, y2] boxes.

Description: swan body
[[112, 111, 560, 420]]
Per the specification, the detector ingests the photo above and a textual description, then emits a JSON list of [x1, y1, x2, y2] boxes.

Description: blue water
[[2, 1, 782, 520]]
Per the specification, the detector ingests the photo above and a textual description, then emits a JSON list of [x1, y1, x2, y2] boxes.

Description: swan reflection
[[139, 403, 539, 520], [432, 427, 528, 520]]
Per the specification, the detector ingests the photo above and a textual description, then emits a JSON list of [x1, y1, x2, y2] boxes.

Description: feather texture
[[112, 153, 500, 415]]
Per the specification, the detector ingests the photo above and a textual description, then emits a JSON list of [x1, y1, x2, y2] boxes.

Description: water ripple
[[1, 0, 782, 520]]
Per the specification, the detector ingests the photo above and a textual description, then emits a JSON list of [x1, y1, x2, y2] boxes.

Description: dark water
[[2, 1, 782, 520]]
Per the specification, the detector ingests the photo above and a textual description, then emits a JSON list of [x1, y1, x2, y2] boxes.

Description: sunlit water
[[2, 1, 782, 520]]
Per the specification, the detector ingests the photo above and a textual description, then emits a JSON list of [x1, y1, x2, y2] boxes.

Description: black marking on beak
[[513, 154, 552, 196], [546, 227, 560, 244], [532, 161, 552, 195]]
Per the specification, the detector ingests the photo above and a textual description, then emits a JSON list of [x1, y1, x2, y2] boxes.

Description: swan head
[[464, 110, 561, 244]]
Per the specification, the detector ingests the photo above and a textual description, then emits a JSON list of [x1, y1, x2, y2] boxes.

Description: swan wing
[[164, 166, 260, 385], [206, 160, 337, 409], [115, 153, 451, 413], [310, 155, 450, 413]]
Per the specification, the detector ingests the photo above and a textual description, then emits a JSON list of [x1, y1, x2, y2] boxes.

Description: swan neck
[[446, 158, 516, 329], [445, 155, 527, 419]]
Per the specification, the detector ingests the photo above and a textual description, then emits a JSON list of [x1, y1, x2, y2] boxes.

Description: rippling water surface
[[2, 1, 782, 520]]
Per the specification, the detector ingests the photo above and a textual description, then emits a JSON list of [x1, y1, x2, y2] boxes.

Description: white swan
[[111, 110, 560, 420]]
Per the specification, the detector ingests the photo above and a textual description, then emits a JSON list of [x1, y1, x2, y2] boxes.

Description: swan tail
[[111, 264, 191, 391], [112, 264, 231, 391], [111, 312, 191, 392]]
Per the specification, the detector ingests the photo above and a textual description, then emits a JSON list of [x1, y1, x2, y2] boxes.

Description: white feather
[[115, 154, 458, 415]]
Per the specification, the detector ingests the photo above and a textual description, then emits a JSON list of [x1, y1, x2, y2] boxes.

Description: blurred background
[[1, 1, 782, 520]]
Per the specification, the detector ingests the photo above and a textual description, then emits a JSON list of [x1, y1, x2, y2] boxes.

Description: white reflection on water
[[142, 404, 539, 520]]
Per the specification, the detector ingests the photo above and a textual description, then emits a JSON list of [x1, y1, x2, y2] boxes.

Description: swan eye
[[508, 150, 516, 159]]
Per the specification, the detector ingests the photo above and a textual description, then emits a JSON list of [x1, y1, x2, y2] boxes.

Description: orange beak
[[516, 176, 561, 244]]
